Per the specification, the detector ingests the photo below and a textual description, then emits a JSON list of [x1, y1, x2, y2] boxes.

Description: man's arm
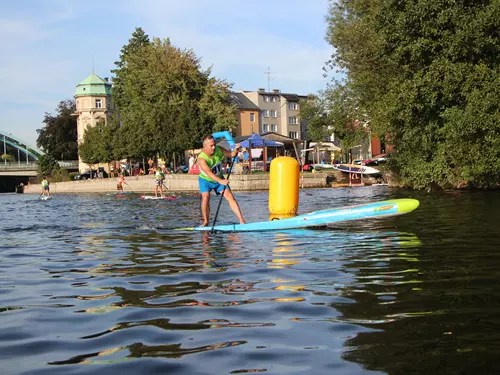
[[220, 143, 240, 159]]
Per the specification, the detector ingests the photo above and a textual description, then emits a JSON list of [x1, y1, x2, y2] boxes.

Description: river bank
[[24, 172, 330, 194]]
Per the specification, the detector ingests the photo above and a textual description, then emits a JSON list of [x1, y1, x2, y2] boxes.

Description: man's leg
[[200, 192, 210, 226], [223, 189, 245, 224]]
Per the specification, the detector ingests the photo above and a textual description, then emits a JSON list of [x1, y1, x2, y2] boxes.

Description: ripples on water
[[1, 187, 500, 374]]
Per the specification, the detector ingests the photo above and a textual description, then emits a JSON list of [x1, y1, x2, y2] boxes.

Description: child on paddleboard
[[117, 175, 125, 192], [41, 176, 50, 198], [154, 166, 165, 197]]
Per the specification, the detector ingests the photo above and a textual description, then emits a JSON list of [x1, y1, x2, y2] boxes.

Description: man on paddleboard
[[198, 135, 245, 227]]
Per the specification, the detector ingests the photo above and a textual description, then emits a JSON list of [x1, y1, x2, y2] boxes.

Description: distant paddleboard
[[141, 195, 177, 201], [177, 198, 419, 232], [40, 196, 52, 201], [333, 164, 380, 175]]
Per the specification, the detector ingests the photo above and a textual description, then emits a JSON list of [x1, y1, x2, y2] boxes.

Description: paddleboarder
[[41, 176, 50, 198], [154, 166, 165, 197], [117, 174, 125, 192], [198, 134, 245, 227]]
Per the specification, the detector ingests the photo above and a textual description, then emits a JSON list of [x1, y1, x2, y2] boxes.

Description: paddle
[[210, 153, 237, 234], [124, 181, 133, 193]]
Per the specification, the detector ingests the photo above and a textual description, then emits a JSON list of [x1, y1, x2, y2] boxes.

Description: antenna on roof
[[264, 67, 271, 92]]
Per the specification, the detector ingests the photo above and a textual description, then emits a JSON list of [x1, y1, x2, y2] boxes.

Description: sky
[[0, 0, 335, 147]]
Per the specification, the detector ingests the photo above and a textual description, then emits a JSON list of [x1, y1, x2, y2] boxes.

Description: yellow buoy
[[269, 156, 299, 215]]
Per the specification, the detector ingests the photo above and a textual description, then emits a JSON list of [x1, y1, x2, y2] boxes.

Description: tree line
[[302, 0, 500, 189], [36, 27, 237, 176]]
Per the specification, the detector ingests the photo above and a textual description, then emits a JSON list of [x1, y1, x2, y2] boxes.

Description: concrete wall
[[24, 173, 329, 194]]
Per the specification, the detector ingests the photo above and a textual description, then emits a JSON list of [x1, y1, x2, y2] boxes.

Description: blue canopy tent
[[239, 133, 284, 173], [239, 133, 284, 148]]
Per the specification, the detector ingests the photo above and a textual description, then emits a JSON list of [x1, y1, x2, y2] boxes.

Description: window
[[288, 102, 298, 110], [271, 96, 279, 102], [270, 110, 277, 117], [264, 96, 270, 102], [263, 110, 269, 118], [271, 124, 277, 132], [250, 113, 255, 122], [95, 99, 102, 108], [263, 124, 269, 132], [289, 116, 297, 124], [289, 131, 298, 139]]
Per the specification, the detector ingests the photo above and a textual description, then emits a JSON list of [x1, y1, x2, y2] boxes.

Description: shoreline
[[23, 173, 330, 194]]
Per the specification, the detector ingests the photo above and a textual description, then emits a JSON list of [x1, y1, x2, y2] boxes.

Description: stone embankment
[[24, 173, 329, 194]]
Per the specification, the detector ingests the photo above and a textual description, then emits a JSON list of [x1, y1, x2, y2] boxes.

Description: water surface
[[1, 187, 499, 374]]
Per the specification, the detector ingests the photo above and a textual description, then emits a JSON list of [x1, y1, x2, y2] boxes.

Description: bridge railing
[[0, 160, 79, 170]]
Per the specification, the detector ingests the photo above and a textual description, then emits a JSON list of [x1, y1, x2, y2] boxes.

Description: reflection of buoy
[[269, 156, 299, 215], [269, 213, 296, 221]]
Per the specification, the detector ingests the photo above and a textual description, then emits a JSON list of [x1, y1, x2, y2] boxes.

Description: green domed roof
[[75, 72, 111, 97]]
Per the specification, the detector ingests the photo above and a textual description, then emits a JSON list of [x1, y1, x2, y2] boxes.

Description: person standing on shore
[[41, 176, 50, 198], [197, 135, 245, 227]]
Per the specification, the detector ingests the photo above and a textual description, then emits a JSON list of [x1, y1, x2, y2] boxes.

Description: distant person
[[197, 134, 245, 227], [117, 174, 125, 192], [41, 176, 50, 198], [188, 153, 196, 173], [154, 166, 165, 197]]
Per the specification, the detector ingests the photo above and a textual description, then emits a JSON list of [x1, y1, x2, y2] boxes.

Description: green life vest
[[41, 179, 49, 188], [155, 170, 164, 179], [198, 146, 224, 182]]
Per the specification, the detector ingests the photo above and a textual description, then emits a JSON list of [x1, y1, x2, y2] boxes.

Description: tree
[[1, 154, 15, 162], [111, 27, 151, 112], [112, 35, 237, 159], [36, 100, 78, 160], [36, 154, 60, 177], [324, 0, 500, 189]]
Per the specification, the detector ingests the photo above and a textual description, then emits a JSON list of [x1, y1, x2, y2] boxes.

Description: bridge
[[0, 130, 77, 192]]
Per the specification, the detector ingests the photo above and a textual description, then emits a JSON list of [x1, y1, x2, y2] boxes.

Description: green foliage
[[36, 99, 78, 160], [112, 27, 151, 111], [111, 35, 237, 158], [37, 154, 60, 176], [323, 0, 500, 189], [79, 121, 118, 167], [1, 153, 15, 162]]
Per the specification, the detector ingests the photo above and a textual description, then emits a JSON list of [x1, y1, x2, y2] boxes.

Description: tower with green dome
[[74, 72, 112, 172]]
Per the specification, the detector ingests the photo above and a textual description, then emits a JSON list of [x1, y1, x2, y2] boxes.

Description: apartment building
[[241, 88, 307, 140], [229, 92, 261, 136]]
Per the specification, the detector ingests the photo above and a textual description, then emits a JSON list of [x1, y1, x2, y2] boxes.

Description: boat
[[333, 163, 380, 175], [141, 195, 177, 201], [177, 198, 419, 232]]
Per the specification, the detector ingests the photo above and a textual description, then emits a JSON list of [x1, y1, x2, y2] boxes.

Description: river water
[[1, 187, 499, 375]]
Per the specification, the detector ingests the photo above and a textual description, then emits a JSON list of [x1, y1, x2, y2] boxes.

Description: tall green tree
[[36, 99, 78, 160], [324, 0, 500, 189], [113, 36, 237, 159], [111, 27, 150, 111]]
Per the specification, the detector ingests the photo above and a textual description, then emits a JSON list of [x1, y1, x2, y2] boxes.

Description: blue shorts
[[199, 177, 228, 195], [43, 186, 50, 191]]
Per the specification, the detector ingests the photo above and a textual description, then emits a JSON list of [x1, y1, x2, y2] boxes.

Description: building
[[73, 72, 112, 172], [240, 89, 307, 140], [229, 92, 261, 136]]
